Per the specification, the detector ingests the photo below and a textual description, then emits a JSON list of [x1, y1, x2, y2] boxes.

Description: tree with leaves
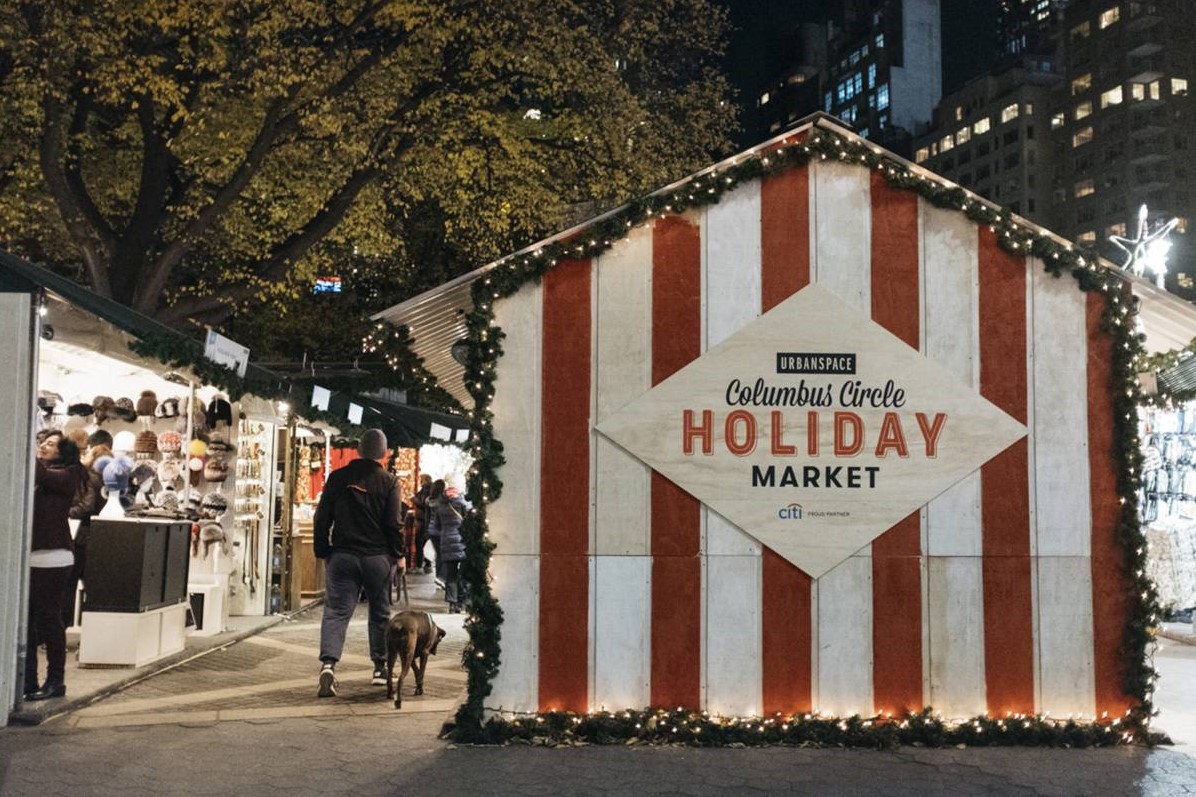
[[0, 0, 737, 330]]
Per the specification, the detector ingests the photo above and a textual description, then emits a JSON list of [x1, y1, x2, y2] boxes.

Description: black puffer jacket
[[428, 489, 471, 563], [314, 459, 403, 558]]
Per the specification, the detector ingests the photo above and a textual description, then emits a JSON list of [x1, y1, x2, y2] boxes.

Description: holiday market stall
[[378, 115, 1196, 746]]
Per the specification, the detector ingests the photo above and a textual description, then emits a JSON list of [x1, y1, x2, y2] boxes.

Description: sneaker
[[371, 666, 387, 686], [317, 665, 337, 698]]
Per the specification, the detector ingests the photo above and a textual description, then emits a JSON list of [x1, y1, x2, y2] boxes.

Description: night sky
[[722, 0, 998, 145]]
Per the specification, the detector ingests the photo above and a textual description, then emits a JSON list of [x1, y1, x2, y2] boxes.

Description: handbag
[[423, 538, 437, 565]]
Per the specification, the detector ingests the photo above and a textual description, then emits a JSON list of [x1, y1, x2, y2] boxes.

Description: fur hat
[[130, 462, 156, 490], [135, 430, 159, 454], [206, 433, 232, 456], [187, 439, 208, 457], [92, 396, 115, 424], [112, 397, 137, 422], [112, 430, 137, 453], [136, 390, 158, 417], [203, 458, 228, 483], [157, 457, 182, 486], [177, 397, 208, 434], [155, 397, 180, 419], [67, 403, 94, 417], [200, 492, 228, 517], [196, 520, 227, 558], [206, 397, 233, 429], [157, 430, 182, 454]]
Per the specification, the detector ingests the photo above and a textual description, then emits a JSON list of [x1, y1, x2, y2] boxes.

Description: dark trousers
[[63, 543, 86, 627], [26, 566, 72, 692], [414, 523, 428, 568], [444, 560, 462, 605], [318, 552, 393, 666]]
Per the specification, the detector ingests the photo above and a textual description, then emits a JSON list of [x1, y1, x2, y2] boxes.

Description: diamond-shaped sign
[[596, 284, 1026, 578]]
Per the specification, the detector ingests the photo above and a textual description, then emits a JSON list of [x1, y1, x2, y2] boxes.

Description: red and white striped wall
[[483, 154, 1131, 721]]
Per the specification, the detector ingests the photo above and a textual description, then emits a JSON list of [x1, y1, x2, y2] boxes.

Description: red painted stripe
[[977, 226, 1035, 716], [869, 171, 923, 714], [760, 163, 813, 715], [538, 257, 591, 712], [1087, 290, 1134, 717], [650, 216, 702, 709]]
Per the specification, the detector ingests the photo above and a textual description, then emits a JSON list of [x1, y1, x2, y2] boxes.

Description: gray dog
[[385, 610, 446, 708]]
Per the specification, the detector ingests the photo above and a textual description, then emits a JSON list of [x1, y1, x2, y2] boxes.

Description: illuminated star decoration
[[1110, 203, 1180, 290]]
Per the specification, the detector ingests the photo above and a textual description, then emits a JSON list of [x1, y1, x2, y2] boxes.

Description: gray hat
[[358, 429, 387, 460]]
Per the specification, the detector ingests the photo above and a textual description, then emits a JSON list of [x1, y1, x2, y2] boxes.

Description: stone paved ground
[[2, 573, 1196, 795]]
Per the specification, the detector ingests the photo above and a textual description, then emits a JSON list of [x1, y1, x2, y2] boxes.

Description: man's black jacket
[[313, 458, 403, 558]]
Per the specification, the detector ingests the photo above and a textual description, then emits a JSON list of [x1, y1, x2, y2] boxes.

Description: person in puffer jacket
[[427, 476, 471, 613]]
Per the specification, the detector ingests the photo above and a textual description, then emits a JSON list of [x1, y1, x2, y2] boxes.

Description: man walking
[[313, 429, 403, 697]]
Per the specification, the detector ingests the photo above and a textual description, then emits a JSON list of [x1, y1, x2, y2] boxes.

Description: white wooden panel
[[486, 555, 539, 715], [705, 555, 762, 716], [1025, 258, 1043, 711], [926, 557, 986, 718], [1036, 556, 1096, 718], [0, 294, 35, 726], [704, 182, 763, 557], [921, 200, 982, 557], [811, 160, 870, 309], [488, 283, 542, 556], [815, 555, 873, 716], [594, 229, 652, 556], [1031, 264, 1092, 557], [592, 555, 652, 710]]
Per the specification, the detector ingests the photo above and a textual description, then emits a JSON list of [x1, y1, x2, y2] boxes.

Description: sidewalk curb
[[1160, 628, 1196, 646], [8, 602, 322, 728]]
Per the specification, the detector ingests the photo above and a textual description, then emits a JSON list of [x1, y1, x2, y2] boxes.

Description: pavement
[[1, 572, 1196, 796]]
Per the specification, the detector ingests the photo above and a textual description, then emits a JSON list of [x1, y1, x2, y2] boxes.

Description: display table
[[79, 604, 187, 667]]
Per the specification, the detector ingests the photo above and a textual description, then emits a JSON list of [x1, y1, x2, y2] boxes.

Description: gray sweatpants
[[319, 551, 393, 666]]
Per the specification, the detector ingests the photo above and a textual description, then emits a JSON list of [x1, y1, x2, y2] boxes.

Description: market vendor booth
[[379, 115, 1196, 745]]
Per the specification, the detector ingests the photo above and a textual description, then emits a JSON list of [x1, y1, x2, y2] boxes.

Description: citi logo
[[778, 503, 803, 520]]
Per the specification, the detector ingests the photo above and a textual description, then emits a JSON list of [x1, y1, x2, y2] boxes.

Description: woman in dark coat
[[27, 431, 85, 701], [426, 477, 471, 613]]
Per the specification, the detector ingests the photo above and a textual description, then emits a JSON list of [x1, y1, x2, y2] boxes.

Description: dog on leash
[[385, 610, 446, 708]]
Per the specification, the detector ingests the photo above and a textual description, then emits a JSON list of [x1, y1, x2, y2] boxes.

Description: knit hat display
[[156, 485, 179, 513], [92, 396, 115, 424], [358, 428, 388, 460], [157, 457, 182, 486], [155, 397, 180, 419], [157, 430, 182, 454], [200, 492, 228, 517], [206, 397, 233, 429], [112, 430, 137, 453], [203, 457, 229, 482], [112, 397, 138, 422], [135, 430, 159, 454]]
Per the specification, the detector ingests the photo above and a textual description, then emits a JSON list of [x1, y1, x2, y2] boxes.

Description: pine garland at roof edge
[[434, 127, 1162, 747]]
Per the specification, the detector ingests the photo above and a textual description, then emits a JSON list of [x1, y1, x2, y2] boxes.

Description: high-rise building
[[997, 0, 1065, 60], [1054, 0, 1193, 277], [753, 23, 829, 139]]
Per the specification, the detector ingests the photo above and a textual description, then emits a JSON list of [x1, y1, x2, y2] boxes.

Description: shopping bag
[[423, 539, 437, 567]]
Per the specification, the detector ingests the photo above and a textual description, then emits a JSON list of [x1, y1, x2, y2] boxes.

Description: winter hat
[[37, 391, 62, 416], [95, 454, 133, 493], [155, 397, 180, 419], [156, 485, 179, 513], [203, 457, 229, 483], [67, 403, 94, 417], [135, 430, 159, 454], [206, 397, 233, 429], [197, 520, 227, 558], [92, 396, 115, 424], [113, 397, 138, 422], [358, 429, 387, 460], [157, 430, 182, 454], [157, 457, 182, 486], [206, 433, 232, 457], [130, 462, 156, 490], [112, 430, 137, 453], [136, 391, 158, 418], [177, 397, 208, 434], [187, 438, 208, 457], [200, 492, 228, 517]]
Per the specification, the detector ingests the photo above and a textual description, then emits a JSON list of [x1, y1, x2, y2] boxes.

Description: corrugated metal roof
[[376, 113, 1196, 403]]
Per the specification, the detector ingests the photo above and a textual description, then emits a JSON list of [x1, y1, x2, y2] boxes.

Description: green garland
[[1137, 338, 1196, 407], [432, 126, 1163, 746]]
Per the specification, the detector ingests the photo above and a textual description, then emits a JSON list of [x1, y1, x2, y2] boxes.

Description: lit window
[[973, 117, 991, 135], [1107, 222, 1127, 237], [867, 63, 876, 88], [854, 73, 863, 94], [1001, 103, 1019, 123], [1071, 21, 1091, 39], [940, 134, 954, 153], [1074, 179, 1096, 198], [1072, 73, 1092, 95], [825, 92, 833, 111], [787, 73, 805, 85], [1078, 231, 1097, 244], [955, 106, 963, 121], [878, 84, 890, 110], [1073, 126, 1094, 147], [915, 147, 930, 163], [859, 127, 870, 139], [1173, 78, 1189, 95], [850, 50, 861, 66], [1131, 83, 1145, 101], [1178, 218, 1189, 234], [1025, 102, 1033, 115], [1100, 86, 1124, 107], [876, 33, 885, 49], [1099, 6, 1120, 28], [760, 92, 770, 105], [957, 127, 971, 144], [1051, 112, 1066, 129], [1075, 101, 1092, 120], [1150, 80, 1161, 100]]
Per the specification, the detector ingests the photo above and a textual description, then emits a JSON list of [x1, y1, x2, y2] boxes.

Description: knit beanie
[[358, 429, 387, 460]]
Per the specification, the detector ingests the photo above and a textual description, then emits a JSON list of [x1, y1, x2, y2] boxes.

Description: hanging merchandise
[[156, 396, 181, 420], [157, 430, 182, 455], [206, 395, 233, 430], [94, 453, 133, 518], [135, 430, 159, 457], [112, 397, 137, 422], [136, 391, 158, 428], [1140, 407, 1196, 616], [92, 396, 115, 425], [236, 418, 272, 598]]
